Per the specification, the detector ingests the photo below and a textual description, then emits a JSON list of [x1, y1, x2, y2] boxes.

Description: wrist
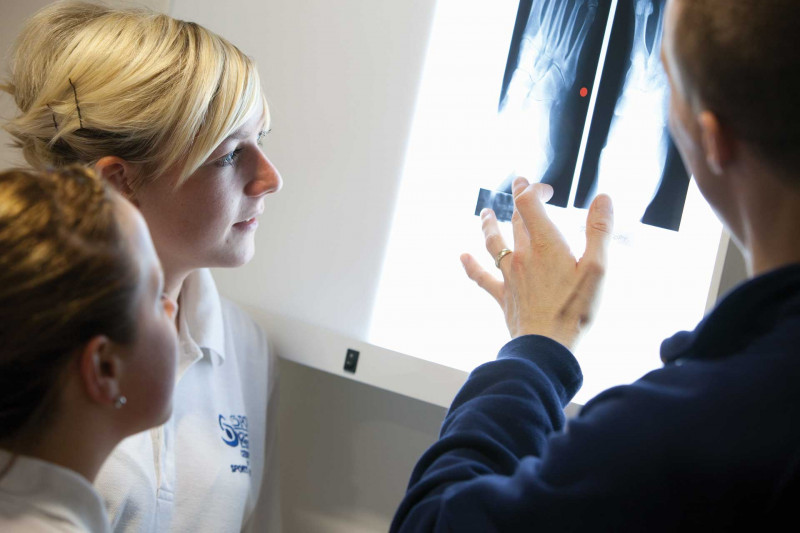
[[513, 323, 580, 352]]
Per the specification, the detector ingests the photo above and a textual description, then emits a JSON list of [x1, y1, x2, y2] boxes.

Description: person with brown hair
[[3, 2, 282, 530], [392, 0, 800, 530], [0, 166, 178, 532]]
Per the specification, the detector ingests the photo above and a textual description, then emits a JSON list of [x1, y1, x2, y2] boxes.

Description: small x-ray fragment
[[475, 188, 515, 222]]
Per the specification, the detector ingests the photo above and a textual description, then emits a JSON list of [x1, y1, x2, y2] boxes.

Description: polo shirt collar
[[0, 450, 110, 533], [660, 263, 800, 364], [177, 269, 226, 370]]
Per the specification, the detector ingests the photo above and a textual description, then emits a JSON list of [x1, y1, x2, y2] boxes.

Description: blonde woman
[[0, 166, 178, 532], [3, 2, 282, 531]]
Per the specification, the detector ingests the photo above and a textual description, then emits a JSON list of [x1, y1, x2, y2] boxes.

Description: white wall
[[278, 358, 444, 532]]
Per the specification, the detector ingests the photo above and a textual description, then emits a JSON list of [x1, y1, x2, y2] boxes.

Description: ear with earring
[[80, 336, 128, 411]]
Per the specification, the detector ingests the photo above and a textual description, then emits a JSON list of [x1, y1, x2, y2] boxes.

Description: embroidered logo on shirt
[[218, 414, 250, 474]]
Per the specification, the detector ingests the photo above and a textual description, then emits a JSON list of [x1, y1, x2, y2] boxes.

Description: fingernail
[[480, 208, 492, 219], [512, 177, 528, 195], [594, 194, 613, 215], [533, 183, 554, 202]]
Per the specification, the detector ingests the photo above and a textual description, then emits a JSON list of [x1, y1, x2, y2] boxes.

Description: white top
[[0, 450, 111, 533], [95, 269, 280, 532]]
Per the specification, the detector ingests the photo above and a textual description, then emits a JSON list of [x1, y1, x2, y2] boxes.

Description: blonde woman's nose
[[245, 153, 282, 197]]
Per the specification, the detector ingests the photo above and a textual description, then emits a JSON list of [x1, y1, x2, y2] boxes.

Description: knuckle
[[531, 237, 553, 254], [589, 218, 612, 236], [486, 233, 502, 248], [514, 189, 533, 210], [508, 252, 526, 273]]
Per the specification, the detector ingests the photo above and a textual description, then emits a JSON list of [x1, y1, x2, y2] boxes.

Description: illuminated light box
[[368, 0, 723, 405]]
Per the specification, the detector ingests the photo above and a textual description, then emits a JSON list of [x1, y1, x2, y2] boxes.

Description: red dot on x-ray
[[580, 87, 589, 98]]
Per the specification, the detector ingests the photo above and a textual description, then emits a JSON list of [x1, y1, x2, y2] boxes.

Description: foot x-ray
[[483, 0, 690, 231]]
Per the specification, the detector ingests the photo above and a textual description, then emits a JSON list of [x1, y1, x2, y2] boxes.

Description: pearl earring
[[113, 395, 127, 409]]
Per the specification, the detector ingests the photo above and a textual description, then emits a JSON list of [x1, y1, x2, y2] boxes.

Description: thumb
[[581, 194, 613, 270]]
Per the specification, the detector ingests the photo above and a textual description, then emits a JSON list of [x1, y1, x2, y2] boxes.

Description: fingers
[[460, 253, 504, 305], [511, 177, 531, 252], [513, 182, 566, 252], [580, 193, 614, 277], [480, 208, 509, 259], [511, 176, 531, 197]]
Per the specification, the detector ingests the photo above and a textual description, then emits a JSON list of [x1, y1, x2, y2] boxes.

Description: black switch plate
[[344, 349, 359, 373]]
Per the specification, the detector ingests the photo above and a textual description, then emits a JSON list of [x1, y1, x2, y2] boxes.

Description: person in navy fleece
[[392, 0, 800, 530]]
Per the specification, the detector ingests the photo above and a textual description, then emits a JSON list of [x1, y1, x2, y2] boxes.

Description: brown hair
[[0, 166, 138, 445], [673, 0, 800, 170]]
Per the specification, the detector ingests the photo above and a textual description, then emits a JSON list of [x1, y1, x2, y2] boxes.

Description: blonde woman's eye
[[216, 148, 243, 167]]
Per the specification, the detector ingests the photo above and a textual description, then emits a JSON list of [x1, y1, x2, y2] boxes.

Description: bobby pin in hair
[[68, 78, 83, 129], [46, 104, 58, 132]]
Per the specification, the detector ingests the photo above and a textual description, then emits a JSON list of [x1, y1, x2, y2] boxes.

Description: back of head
[[673, 0, 800, 172], [2, 1, 265, 189], [0, 166, 137, 446]]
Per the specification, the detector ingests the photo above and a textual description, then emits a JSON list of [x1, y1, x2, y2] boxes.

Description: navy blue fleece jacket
[[392, 265, 800, 532]]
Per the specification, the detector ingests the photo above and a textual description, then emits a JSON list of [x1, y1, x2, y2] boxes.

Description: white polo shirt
[[95, 269, 280, 532], [0, 450, 111, 532]]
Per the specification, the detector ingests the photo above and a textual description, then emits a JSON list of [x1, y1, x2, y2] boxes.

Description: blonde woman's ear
[[78, 335, 123, 408], [94, 157, 139, 205]]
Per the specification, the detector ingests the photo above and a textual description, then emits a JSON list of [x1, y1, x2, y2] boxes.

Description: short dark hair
[[673, 0, 799, 171]]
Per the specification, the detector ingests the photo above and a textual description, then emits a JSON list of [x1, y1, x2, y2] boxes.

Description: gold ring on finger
[[494, 248, 512, 268]]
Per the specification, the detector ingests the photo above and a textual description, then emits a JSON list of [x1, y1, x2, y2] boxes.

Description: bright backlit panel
[[369, 0, 722, 405]]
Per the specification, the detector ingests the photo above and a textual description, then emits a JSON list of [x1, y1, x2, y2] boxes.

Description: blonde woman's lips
[[233, 217, 258, 231]]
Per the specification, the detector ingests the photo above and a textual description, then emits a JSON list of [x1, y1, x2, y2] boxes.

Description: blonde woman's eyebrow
[[228, 122, 269, 141]]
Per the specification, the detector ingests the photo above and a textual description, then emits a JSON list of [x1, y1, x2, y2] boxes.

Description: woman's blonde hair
[[2, 1, 267, 190]]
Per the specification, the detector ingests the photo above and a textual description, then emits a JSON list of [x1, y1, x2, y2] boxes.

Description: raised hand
[[499, 0, 599, 183], [461, 177, 614, 352], [595, 0, 669, 227]]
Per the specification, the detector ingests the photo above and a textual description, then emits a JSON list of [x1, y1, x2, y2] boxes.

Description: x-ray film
[[487, 0, 690, 231], [475, 188, 515, 221]]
